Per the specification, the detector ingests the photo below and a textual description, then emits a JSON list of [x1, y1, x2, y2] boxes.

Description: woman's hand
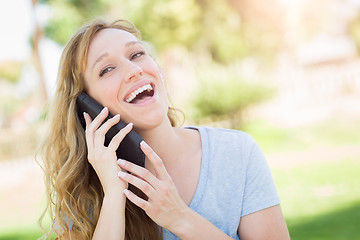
[[84, 107, 133, 194], [117, 141, 189, 232]]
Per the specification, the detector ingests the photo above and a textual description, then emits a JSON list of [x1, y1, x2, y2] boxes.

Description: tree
[[42, 0, 112, 45]]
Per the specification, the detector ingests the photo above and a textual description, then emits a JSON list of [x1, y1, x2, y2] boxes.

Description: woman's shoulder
[[187, 125, 256, 145], [185, 126, 259, 164]]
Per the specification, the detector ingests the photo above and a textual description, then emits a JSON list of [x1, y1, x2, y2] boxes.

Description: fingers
[[118, 170, 157, 197], [107, 122, 133, 151], [140, 141, 171, 181], [83, 107, 134, 166], [84, 107, 109, 144], [123, 189, 151, 210], [84, 107, 132, 147], [118, 158, 159, 188], [85, 107, 109, 134]]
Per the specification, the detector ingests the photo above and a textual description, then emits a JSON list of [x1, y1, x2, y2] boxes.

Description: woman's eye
[[130, 51, 145, 60], [99, 66, 115, 77]]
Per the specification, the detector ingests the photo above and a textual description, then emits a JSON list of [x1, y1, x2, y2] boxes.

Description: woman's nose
[[124, 61, 143, 82]]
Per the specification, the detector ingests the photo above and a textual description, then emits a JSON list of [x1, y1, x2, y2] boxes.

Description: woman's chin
[[132, 115, 169, 133]]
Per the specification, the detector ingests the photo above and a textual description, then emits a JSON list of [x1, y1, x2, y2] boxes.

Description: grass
[[0, 215, 53, 240], [245, 116, 360, 239], [0, 227, 46, 240], [272, 156, 360, 239], [242, 116, 360, 153], [288, 202, 360, 240]]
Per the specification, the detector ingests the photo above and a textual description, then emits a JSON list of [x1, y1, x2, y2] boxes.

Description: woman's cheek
[[100, 82, 123, 111]]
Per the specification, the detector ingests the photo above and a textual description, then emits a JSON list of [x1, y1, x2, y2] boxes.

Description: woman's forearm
[[171, 208, 234, 240], [93, 190, 126, 240]]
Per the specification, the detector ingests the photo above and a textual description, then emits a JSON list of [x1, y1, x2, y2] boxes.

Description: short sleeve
[[241, 138, 280, 217]]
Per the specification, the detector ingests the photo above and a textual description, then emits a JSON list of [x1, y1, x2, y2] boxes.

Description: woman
[[39, 19, 290, 240]]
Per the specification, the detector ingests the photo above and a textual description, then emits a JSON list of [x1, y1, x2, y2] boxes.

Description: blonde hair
[[38, 19, 180, 239]]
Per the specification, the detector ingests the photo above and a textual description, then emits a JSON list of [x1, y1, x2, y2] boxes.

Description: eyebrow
[[126, 40, 143, 47], [91, 41, 143, 71], [92, 52, 109, 70]]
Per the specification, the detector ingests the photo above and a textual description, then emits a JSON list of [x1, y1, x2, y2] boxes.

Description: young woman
[[39, 19, 290, 240]]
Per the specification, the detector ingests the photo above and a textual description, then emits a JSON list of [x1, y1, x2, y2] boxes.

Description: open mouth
[[124, 83, 155, 104]]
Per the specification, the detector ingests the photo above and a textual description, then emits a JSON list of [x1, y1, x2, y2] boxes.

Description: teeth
[[125, 84, 153, 103]]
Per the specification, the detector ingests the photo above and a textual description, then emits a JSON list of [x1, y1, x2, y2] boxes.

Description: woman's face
[[83, 28, 169, 131]]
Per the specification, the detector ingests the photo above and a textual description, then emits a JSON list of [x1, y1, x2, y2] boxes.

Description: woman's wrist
[[103, 187, 127, 204], [169, 208, 196, 239], [101, 174, 128, 197], [169, 208, 233, 240]]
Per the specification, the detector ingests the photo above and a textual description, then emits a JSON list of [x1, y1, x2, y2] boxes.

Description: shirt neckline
[[184, 126, 209, 209]]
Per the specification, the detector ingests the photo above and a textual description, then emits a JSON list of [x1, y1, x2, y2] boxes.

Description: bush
[[0, 61, 22, 83], [190, 64, 274, 128]]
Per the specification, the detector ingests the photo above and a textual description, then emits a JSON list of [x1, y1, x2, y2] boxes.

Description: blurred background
[[0, 0, 359, 239]]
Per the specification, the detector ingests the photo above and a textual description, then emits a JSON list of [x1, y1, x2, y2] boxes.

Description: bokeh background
[[0, 0, 360, 239]]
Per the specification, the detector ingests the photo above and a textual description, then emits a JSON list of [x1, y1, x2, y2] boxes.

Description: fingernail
[[118, 171, 126, 177], [127, 122, 133, 128], [113, 114, 120, 119], [140, 141, 147, 147], [123, 189, 129, 195], [117, 159, 125, 166], [101, 107, 108, 113], [83, 112, 87, 116]]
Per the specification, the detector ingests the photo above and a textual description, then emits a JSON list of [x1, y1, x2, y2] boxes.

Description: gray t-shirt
[[162, 126, 280, 240]]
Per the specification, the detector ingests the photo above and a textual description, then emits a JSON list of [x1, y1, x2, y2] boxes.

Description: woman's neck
[[137, 118, 195, 166]]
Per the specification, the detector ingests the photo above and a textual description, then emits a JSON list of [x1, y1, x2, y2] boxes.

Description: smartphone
[[76, 92, 145, 167]]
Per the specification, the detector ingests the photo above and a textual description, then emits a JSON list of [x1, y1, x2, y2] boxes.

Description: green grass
[[0, 210, 54, 240], [0, 224, 55, 240], [242, 120, 310, 153], [243, 116, 360, 239], [288, 202, 360, 240], [0, 227, 45, 240], [242, 117, 360, 153], [272, 156, 360, 240]]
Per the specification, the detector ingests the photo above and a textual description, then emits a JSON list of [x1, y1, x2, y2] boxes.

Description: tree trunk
[[31, 0, 48, 101]]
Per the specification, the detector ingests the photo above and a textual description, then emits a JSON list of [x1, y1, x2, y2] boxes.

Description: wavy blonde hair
[[38, 19, 180, 239]]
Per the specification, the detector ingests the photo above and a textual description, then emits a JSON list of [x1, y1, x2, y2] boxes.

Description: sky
[[0, 0, 34, 62], [0, 0, 61, 98]]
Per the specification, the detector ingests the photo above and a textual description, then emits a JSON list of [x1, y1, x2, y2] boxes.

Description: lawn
[[243, 117, 360, 153], [273, 156, 360, 240]]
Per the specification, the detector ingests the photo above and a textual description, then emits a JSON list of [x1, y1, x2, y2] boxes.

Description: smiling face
[[83, 28, 169, 131]]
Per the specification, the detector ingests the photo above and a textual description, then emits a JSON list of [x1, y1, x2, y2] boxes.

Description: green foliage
[[0, 96, 22, 119], [43, 0, 111, 45], [0, 61, 23, 83], [44, 2, 83, 45], [191, 64, 273, 127], [196, 0, 247, 63], [349, 14, 360, 54], [42, 0, 253, 64], [124, 0, 202, 51]]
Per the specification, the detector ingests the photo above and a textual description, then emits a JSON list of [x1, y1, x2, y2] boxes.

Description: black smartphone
[[76, 92, 145, 167]]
